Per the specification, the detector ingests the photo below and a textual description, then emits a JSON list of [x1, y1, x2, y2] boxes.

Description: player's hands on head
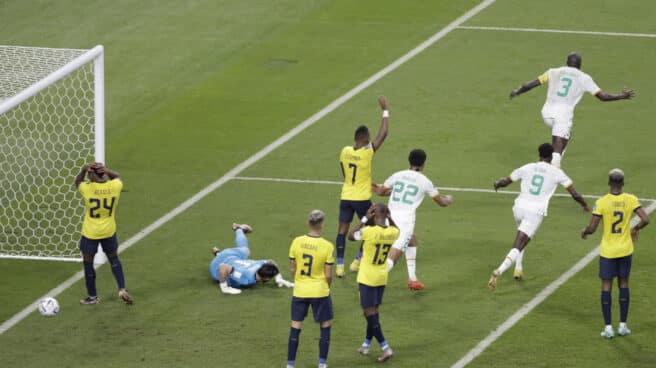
[[378, 95, 388, 110], [366, 204, 376, 219]]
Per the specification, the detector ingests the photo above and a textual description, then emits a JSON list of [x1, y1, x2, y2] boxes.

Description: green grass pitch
[[1, 1, 655, 367]]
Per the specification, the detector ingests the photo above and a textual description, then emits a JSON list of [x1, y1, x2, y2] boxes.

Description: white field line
[[0, 0, 498, 335], [457, 25, 656, 38], [231, 176, 656, 203], [450, 198, 656, 368]]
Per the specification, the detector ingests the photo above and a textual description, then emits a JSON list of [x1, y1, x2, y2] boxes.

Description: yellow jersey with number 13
[[592, 193, 641, 259], [340, 144, 374, 201], [356, 225, 399, 287], [78, 179, 123, 239]]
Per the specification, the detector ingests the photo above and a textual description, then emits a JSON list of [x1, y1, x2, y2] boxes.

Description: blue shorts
[[291, 296, 333, 323], [339, 200, 372, 223], [359, 283, 385, 308], [599, 255, 632, 280], [79, 234, 119, 256]]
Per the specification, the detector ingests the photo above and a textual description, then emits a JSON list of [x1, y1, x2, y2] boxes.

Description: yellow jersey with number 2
[[339, 144, 375, 201], [593, 193, 641, 259], [356, 225, 399, 287]]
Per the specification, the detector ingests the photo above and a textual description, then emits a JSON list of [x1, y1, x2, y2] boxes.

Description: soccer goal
[[0, 45, 105, 261]]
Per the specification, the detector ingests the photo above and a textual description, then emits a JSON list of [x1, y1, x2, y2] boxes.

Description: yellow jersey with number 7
[[357, 225, 399, 287], [78, 179, 122, 239], [339, 144, 375, 201]]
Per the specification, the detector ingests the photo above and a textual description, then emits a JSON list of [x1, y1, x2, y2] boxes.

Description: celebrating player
[[581, 169, 650, 339], [209, 223, 293, 295], [74, 162, 133, 305], [487, 143, 589, 291], [335, 96, 390, 277], [286, 210, 335, 368], [509, 52, 634, 167], [348, 203, 399, 362], [372, 149, 453, 290]]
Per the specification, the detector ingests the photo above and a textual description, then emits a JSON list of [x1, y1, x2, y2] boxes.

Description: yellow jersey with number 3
[[78, 179, 122, 239], [289, 235, 335, 298], [592, 193, 641, 259], [356, 225, 399, 287], [340, 144, 375, 201]]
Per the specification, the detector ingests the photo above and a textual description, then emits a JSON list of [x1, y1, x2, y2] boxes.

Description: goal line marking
[[231, 176, 656, 203], [457, 25, 656, 38], [451, 199, 656, 368], [0, 0, 498, 335]]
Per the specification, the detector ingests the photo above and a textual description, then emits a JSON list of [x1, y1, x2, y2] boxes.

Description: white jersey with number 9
[[510, 161, 573, 216]]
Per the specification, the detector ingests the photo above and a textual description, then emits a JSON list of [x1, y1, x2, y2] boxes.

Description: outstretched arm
[[372, 183, 392, 196], [493, 177, 513, 191], [595, 88, 635, 102], [432, 194, 453, 207], [510, 79, 541, 99], [581, 215, 601, 239], [566, 186, 590, 212], [371, 96, 389, 151]]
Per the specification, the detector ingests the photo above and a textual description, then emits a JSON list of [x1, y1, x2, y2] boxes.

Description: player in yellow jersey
[[287, 210, 335, 368], [581, 169, 649, 339], [348, 203, 399, 362], [74, 162, 132, 305], [336, 95, 390, 277]]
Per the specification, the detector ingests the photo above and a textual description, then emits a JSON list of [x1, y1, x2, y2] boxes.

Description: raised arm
[[74, 163, 91, 188], [566, 185, 590, 212], [493, 177, 513, 191], [371, 96, 389, 151], [348, 205, 375, 241], [510, 79, 541, 99], [595, 88, 635, 102]]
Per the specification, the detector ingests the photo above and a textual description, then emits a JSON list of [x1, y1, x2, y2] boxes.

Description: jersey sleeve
[[583, 74, 601, 95], [325, 242, 336, 265], [424, 177, 439, 197], [383, 174, 395, 189], [288, 238, 297, 260], [557, 170, 574, 188], [509, 165, 527, 182], [630, 194, 642, 212], [353, 229, 363, 241], [538, 70, 549, 84], [78, 182, 90, 196], [592, 199, 603, 216]]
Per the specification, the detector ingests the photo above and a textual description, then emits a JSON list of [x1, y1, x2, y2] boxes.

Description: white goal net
[[0, 45, 105, 261]]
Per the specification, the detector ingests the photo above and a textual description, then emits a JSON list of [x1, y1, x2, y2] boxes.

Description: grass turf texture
[[1, 0, 656, 367]]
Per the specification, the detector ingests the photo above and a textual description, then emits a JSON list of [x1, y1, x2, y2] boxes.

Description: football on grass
[[38, 297, 59, 317]]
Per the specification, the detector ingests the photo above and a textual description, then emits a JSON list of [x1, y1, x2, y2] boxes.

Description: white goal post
[[0, 45, 105, 261]]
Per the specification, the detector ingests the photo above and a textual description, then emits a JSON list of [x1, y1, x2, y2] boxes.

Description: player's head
[[87, 163, 106, 183], [308, 209, 325, 230], [408, 149, 427, 169], [538, 143, 554, 162], [566, 52, 582, 69], [354, 125, 370, 143], [373, 202, 390, 223], [256, 263, 280, 282], [608, 168, 625, 187]]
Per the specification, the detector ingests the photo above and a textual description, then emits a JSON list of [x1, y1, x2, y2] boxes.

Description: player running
[[209, 223, 293, 295], [75, 162, 133, 305], [372, 149, 453, 290], [335, 96, 390, 277], [487, 143, 589, 291], [581, 169, 650, 339], [287, 210, 335, 368], [509, 52, 635, 168], [349, 203, 399, 362]]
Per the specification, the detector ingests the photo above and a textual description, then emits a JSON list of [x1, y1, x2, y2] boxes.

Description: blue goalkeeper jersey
[[226, 259, 267, 288], [209, 247, 249, 281]]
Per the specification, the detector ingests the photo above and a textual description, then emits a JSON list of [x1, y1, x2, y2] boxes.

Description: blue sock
[[108, 256, 126, 289], [319, 326, 331, 364], [366, 313, 386, 346], [287, 327, 301, 364], [336, 234, 346, 264], [83, 261, 97, 297], [619, 288, 630, 323], [356, 246, 363, 261], [601, 291, 612, 325], [235, 228, 248, 248]]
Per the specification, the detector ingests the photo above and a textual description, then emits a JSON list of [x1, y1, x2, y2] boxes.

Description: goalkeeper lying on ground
[[209, 223, 294, 294]]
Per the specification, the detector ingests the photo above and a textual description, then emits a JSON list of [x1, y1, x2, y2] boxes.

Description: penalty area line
[[0, 0, 498, 335], [457, 25, 656, 38], [450, 199, 656, 368]]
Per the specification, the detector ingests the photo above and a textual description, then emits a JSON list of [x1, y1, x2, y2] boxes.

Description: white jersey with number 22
[[510, 161, 572, 216], [384, 169, 439, 225]]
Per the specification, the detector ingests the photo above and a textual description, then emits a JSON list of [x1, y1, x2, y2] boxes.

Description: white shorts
[[542, 114, 572, 140], [391, 221, 414, 251], [512, 206, 543, 239]]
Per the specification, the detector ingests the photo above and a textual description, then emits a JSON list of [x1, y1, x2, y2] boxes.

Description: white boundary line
[[458, 25, 656, 38], [0, 0, 497, 335], [451, 199, 656, 368], [231, 176, 656, 203]]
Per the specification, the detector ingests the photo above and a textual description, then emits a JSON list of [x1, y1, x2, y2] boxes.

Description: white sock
[[497, 248, 520, 275], [552, 152, 562, 168], [386, 258, 395, 272], [515, 249, 524, 271], [619, 322, 627, 329], [406, 247, 417, 281]]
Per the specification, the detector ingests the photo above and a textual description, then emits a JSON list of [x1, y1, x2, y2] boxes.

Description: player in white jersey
[[509, 52, 634, 168], [487, 143, 589, 291], [372, 149, 453, 290]]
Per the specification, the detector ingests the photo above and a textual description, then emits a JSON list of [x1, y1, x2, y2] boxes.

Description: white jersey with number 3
[[384, 169, 438, 225], [540, 66, 601, 120], [510, 161, 572, 216]]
